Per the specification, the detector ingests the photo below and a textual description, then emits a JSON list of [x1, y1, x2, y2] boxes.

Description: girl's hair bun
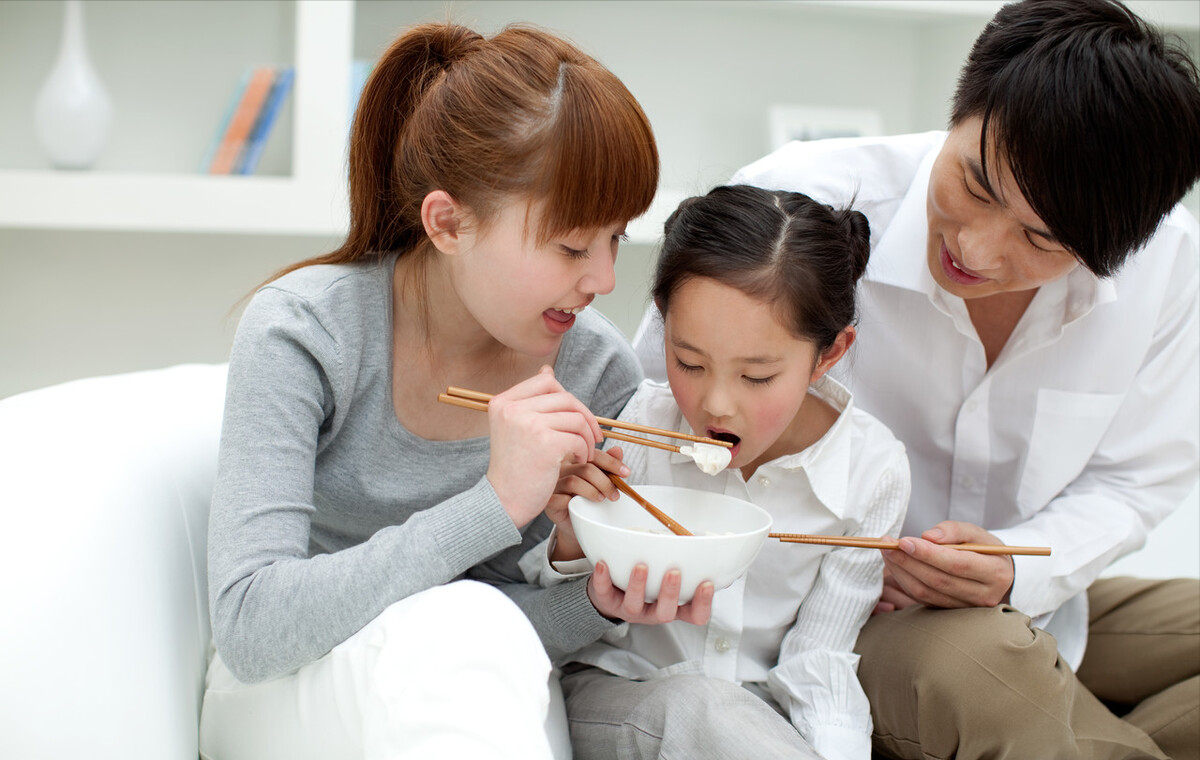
[[836, 207, 872, 282]]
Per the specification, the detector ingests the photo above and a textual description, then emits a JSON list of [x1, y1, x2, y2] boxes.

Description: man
[[634, 1, 1199, 756]]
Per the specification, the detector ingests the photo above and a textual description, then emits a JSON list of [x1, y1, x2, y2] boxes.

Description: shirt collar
[[865, 136, 941, 295], [668, 374, 856, 519]]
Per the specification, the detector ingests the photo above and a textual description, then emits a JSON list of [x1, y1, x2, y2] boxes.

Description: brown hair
[[273, 22, 658, 281]]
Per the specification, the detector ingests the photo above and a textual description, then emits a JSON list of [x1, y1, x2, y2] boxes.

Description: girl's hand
[[486, 366, 604, 529], [587, 561, 714, 626], [545, 447, 629, 562], [878, 520, 1015, 609]]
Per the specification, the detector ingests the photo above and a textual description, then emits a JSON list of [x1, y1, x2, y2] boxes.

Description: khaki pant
[[856, 577, 1199, 760]]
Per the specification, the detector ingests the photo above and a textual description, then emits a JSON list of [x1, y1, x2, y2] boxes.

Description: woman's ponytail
[[340, 24, 483, 260]]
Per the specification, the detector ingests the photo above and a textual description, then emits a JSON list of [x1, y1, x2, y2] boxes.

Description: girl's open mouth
[[707, 429, 741, 459]]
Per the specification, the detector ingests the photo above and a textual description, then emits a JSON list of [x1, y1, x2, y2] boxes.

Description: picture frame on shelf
[[767, 104, 883, 150]]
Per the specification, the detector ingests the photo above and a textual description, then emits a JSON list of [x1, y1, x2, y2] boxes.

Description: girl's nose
[[700, 381, 734, 419]]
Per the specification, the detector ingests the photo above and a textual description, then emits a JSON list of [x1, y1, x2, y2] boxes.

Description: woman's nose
[[581, 248, 617, 296]]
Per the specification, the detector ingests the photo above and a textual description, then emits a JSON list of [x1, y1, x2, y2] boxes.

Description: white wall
[[2, 0, 1197, 399], [0, 0, 1195, 578]]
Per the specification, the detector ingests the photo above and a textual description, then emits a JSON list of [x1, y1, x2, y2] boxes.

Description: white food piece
[[680, 442, 732, 475]]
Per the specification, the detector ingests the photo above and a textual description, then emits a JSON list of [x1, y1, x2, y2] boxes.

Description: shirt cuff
[[991, 525, 1057, 617], [520, 525, 595, 587], [809, 724, 873, 760]]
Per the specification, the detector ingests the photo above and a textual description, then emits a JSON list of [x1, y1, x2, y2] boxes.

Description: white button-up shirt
[[546, 376, 909, 760], [634, 131, 1200, 670]]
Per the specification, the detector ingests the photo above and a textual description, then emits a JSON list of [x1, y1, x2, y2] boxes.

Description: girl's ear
[[811, 326, 855, 383], [421, 190, 466, 254]]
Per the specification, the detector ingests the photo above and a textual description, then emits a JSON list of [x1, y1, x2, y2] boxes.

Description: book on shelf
[[199, 69, 250, 173], [204, 66, 291, 175], [236, 67, 295, 175]]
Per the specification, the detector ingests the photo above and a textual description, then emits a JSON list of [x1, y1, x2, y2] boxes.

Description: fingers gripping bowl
[[568, 485, 773, 603]]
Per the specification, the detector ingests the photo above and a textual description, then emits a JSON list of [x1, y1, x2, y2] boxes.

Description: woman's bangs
[[533, 68, 659, 241]]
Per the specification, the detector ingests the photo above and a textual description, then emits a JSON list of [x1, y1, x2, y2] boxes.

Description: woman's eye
[[674, 359, 702, 374], [745, 375, 776, 386]]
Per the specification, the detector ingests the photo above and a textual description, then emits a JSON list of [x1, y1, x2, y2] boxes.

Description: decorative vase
[[33, 0, 113, 170]]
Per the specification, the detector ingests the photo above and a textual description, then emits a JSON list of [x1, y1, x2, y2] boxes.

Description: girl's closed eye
[[744, 374, 776, 386], [560, 244, 589, 260], [674, 358, 703, 374]]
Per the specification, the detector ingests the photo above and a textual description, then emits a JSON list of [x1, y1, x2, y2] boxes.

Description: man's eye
[[962, 177, 989, 203]]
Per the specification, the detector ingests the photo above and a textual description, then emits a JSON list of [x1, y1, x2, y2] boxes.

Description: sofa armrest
[[0, 364, 227, 759]]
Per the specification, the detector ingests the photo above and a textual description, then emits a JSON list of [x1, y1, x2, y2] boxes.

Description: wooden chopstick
[[607, 473, 693, 536], [444, 386, 732, 449], [769, 533, 1051, 556], [435, 392, 693, 535], [437, 393, 682, 452]]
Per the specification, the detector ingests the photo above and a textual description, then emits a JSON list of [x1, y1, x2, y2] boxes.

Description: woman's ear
[[811, 326, 855, 383], [421, 190, 465, 254]]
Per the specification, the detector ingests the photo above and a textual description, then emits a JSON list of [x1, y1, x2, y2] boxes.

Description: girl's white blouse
[[526, 375, 909, 760]]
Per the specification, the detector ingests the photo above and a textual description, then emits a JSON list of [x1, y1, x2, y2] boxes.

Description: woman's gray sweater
[[208, 254, 640, 683]]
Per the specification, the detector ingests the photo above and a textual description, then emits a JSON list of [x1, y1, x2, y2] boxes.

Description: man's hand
[[874, 520, 1015, 612]]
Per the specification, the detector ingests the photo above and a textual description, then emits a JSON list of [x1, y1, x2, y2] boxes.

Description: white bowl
[[568, 484, 772, 603]]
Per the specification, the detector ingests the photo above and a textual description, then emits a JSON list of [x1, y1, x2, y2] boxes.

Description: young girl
[[544, 185, 911, 760], [200, 22, 698, 760]]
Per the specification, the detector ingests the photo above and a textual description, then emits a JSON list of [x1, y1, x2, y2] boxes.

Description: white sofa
[[0, 364, 571, 759], [2, 363, 1192, 759]]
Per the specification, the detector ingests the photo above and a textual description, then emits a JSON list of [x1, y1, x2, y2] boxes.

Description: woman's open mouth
[[543, 306, 584, 334]]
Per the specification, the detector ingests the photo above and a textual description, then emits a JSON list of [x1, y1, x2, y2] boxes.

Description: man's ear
[[811, 326, 855, 383], [421, 190, 465, 255]]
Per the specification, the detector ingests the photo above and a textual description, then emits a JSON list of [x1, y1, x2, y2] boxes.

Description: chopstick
[[769, 533, 1051, 556], [435, 391, 694, 535], [444, 384, 729, 451], [436, 393, 684, 452], [444, 387, 733, 449], [607, 472, 693, 536]]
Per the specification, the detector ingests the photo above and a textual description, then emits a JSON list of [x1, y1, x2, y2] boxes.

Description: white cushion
[[0, 364, 227, 759]]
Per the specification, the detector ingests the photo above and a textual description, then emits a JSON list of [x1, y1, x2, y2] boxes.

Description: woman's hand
[[486, 366, 604, 529], [875, 520, 1015, 611], [587, 561, 714, 626], [545, 447, 628, 562]]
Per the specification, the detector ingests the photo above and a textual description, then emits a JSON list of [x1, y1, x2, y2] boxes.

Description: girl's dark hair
[[272, 22, 658, 281], [652, 185, 871, 354], [952, 0, 1200, 277]]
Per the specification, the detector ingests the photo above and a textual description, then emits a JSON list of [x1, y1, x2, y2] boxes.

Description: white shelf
[[2, 0, 1191, 239], [0, 0, 353, 237], [0, 169, 347, 236]]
